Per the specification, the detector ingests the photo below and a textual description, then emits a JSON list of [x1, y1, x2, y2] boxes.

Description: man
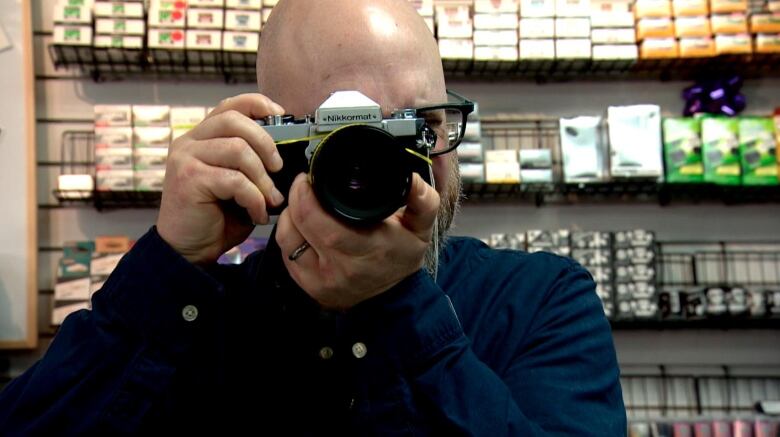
[[0, 0, 626, 435]]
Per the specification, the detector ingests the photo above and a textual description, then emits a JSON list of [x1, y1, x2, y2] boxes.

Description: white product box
[[95, 18, 145, 35], [559, 116, 608, 182], [457, 141, 484, 162], [57, 174, 94, 192], [187, 30, 223, 50], [148, 29, 186, 49], [591, 28, 637, 44], [473, 30, 519, 46], [485, 149, 521, 183], [519, 39, 555, 58], [486, 149, 519, 162], [52, 302, 90, 326], [227, 0, 263, 9], [132, 105, 170, 127], [53, 25, 93, 45], [592, 44, 639, 59], [133, 148, 169, 170], [94, 35, 144, 49], [435, 4, 471, 22], [148, 8, 186, 28], [94, 105, 132, 127], [53, 5, 92, 24], [555, 0, 591, 17], [95, 148, 133, 170], [188, 8, 225, 29], [225, 10, 262, 31], [90, 253, 124, 276], [474, 13, 520, 30], [608, 105, 664, 178], [475, 0, 520, 13], [590, 12, 635, 28], [408, 0, 434, 16], [223, 31, 260, 51], [189, 0, 225, 6], [55, 0, 95, 6], [555, 18, 591, 38], [134, 170, 167, 191], [94, 2, 144, 18], [438, 38, 474, 59], [262, 8, 273, 23], [95, 127, 133, 148], [475, 46, 519, 60], [555, 38, 591, 58], [170, 107, 207, 130], [436, 12, 474, 38], [55, 277, 91, 301], [96, 169, 135, 191], [520, 0, 555, 17], [459, 163, 485, 182], [520, 18, 555, 38], [133, 127, 172, 148]]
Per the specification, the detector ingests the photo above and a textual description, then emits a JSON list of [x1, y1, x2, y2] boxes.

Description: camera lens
[[310, 125, 411, 224]]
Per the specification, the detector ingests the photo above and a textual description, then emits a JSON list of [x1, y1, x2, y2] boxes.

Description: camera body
[[258, 91, 435, 225]]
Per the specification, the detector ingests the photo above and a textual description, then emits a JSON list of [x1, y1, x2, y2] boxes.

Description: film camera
[[258, 90, 473, 224]]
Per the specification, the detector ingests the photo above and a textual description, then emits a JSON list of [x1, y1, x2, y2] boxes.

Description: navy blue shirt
[[0, 227, 626, 435]]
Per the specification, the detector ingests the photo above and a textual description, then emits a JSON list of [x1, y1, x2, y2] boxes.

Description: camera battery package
[[96, 169, 134, 191], [133, 148, 169, 170], [94, 2, 145, 18], [55, 244, 92, 303], [751, 14, 780, 33], [555, 18, 591, 38], [519, 149, 553, 182], [640, 37, 679, 58], [170, 107, 206, 139], [53, 4, 92, 24], [95, 235, 131, 254], [634, 0, 673, 18], [133, 127, 172, 148], [94, 35, 144, 49], [615, 246, 655, 265], [710, 0, 747, 13], [662, 117, 704, 183], [189, 0, 225, 7], [756, 34, 780, 53], [223, 31, 260, 52], [457, 141, 484, 162], [473, 30, 520, 46], [711, 13, 748, 34], [53, 25, 93, 46], [702, 116, 741, 185], [224, 10, 262, 31], [636, 18, 676, 40], [520, 18, 555, 38], [95, 105, 132, 127], [148, 8, 187, 28], [679, 37, 716, 57], [555, 0, 590, 17], [459, 163, 486, 183], [475, 46, 520, 61], [95, 148, 133, 170], [614, 229, 655, 248], [526, 230, 570, 256], [675, 16, 712, 38], [592, 44, 639, 60], [475, 0, 519, 13], [474, 14, 520, 30], [573, 248, 612, 266], [560, 116, 608, 183], [132, 105, 170, 127], [435, 4, 473, 38], [572, 231, 611, 249], [186, 30, 223, 50], [95, 18, 146, 36], [227, 0, 263, 9], [148, 29, 186, 50], [520, 0, 555, 17], [519, 39, 556, 59], [714, 33, 752, 54], [591, 28, 637, 44], [738, 117, 778, 185], [95, 127, 133, 149], [672, 0, 709, 16], [134, 170, 166, 191], [555, 38, 591, 58], [439, 39, 474, 59], [489, 233, 526, 250], [615, 265, 656, 283], [187, 9, 224, 30], [485, 149, 521, 183], [608, 105, 664, 179]]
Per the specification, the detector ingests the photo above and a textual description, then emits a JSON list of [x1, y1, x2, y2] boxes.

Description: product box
[[520, 18, 555, 38], [94, 35, 144, 49], [738, 117, 778, 186], [473, 30, 520, 46], [95, 18, 145, 36], [474, 46, 519, 60], [756, 34, 780, 53], [225, 10, 261, 31], [439, 39, 474, 59], [93, 2, 144, 18], [148, 29, 186, 49], [148, 8, 187, 28], [615, 246, 656, 265], [132, 105, 170, 127], [571, 231, 612, 249], [96, 169, 135, 191], [133, 127, 172, 148], [711, 13, 748, 34], [55, 275, 91, 301], [53, 5, 92, 24], [555, 18, 591, 38], [459, 163, 486, 183], [457, 141, 484, 162], [262, 7, 273, 23], [520, 0, 555, 17], [95, 105, 132, 127], [572, 248, 612, 266], [555, 0, 590, 17], [636, 18, 676, 40], [592, 44, 639, 59], [435, 5, 473, 38], [170, 106, 207, 130], [560, 116, 608, 182], [588, 266, 613, 283], [473, 14, 520, 30], [485, 149, 521, 183], [615, 265, 656, 283], [640, 37, 679, 58], [675, 16, 711, 37], [672, 0, 709, 16], [53, 25, 93, 45], [133, 147, 169, 170], [527, 229, 570, 248], [223, 31, 260, 52], [663, 117, 704, 183], [701, 116, 741, 185], [188, 8, 225, 29], [134, 170, 167, 191], [679, 37, 716, 56], [714, 33, 752, 54], [90, 252, 124, 276], [615, 281, 657, 300], [555, 38, 591, 58], [751, 14, 780, 33], [614, 230, 655, 247], [408, 0, 434, 17], [57, 174, 94, 196], [95, 236, 132, 254], [95, 148, 133, 170], [635, 0, 672, 18], [591, 28, 637, 44], [590, 12, 635, 28], [520, 39, 556, 58], [474, 0, 519, 13], [518, 149, 553, 183], [608, 105, 664, 179], [227, 0, 263, 9], [489, 233, 526, 250], [95, 127, 133, 148], [710, 0, 747, 14], [186, 30, 223, 50], [189, 0, 225, 7]]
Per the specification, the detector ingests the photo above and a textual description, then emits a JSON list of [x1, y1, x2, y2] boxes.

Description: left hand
[[276, 172, 440, 310]]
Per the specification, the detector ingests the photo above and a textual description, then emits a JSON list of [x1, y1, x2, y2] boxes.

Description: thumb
[[401, 173, 440, 240]]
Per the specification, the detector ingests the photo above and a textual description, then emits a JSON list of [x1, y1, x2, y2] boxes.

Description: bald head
[[257, 0, 446, 117]]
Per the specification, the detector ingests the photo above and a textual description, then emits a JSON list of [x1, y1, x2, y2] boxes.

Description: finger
[[277, 207, 321, 286], [188, 138, 285, 207], [190, 109, 284, 173], [400, 173, 440, 240], [206, 93, 285, 121], [192, 161, 269, 225]]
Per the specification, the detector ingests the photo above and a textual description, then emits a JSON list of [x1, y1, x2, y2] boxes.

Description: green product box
[[662, 117, 704, 183], [701, 117, 741, 185], [738, 117, 778, 186]]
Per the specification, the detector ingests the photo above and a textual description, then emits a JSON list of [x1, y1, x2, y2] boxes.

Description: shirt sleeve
[[0, 226, 227, 435], [343, 264, 627, 436]]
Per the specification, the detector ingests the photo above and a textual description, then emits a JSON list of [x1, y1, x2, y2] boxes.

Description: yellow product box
[[755, 33, 780, 53], [751, 14, 780, 34], [711, 13, 748, 34], [672, 0, 708, 16], [637, 17, 676, 39], [715, 33, 752, 54], [640, 37, 679, 57], [710, 0, 747, 14], [676, 16, 711, 37], [634, 0, 672, 18], [679, 36, 716, 56]]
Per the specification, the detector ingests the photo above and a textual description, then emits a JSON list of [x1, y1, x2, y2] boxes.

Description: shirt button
[[319, 346, 334, 360], [182, 305, 199, 322], [351, 342, 367, 359]]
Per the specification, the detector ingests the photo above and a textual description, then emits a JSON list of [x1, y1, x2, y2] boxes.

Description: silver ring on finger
[[288, 240, 311, 261]]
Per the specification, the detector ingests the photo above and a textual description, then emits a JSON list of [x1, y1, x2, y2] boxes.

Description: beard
[[423, 153, 462, 276]]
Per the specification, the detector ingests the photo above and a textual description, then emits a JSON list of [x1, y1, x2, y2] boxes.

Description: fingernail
[[271, 151, 283, 170], [272, 187, 285, 205]]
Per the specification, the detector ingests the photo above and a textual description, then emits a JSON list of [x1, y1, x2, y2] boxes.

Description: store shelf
[[610, 318, 780, 330], [49, 43, 780, 83], [53, 189, 161, 211]]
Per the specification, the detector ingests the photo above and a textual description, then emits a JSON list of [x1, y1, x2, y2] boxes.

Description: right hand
[[157, 94, 286, 265]]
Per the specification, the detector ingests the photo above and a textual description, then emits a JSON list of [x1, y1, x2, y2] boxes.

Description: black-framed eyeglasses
[[415, 90, 475, 156]]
